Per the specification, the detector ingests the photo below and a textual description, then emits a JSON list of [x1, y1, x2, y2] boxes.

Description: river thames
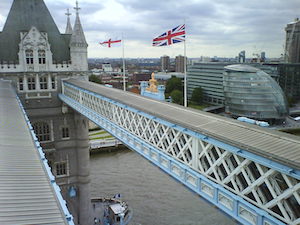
[[90, 149, 236, 225]]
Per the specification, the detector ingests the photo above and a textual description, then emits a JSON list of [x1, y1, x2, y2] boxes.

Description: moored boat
[[91, 197, 133, 225]]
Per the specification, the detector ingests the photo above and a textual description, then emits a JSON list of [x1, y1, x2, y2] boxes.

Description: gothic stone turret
[[0, 1, 92, 224], [70, 1, 88, 71]]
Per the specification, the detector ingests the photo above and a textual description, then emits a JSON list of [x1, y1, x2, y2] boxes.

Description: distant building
[[223, 65, 288, 120], [285, 18, 300, 63], [102, 63, 113, 72], [238, 50, 246, 63], [261, 52, 266, 62], [187, 63, 231, 105], [199, 56, 211, 62], [187, 62, 280, 105], [175, 55, 186, 73], [277, 63, 300, 101], [160, 55, 170, 72], [132, 72, 151, 85], [155, 72, 184, 80], [101, 74, 128, 89]]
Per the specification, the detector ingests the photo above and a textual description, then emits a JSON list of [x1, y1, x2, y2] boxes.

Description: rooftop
[[0, 0, 71, 63], [224, 64, 260, 73]]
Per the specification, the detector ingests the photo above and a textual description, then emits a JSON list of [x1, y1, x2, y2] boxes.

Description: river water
[[90, 149, 236, 225]]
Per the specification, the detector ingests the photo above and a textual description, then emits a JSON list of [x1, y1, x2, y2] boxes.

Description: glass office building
[[188, 63, 231, 105], [223, 65, 288, 119], [277, 63, 300, 101], [187, 62, 279, 106]]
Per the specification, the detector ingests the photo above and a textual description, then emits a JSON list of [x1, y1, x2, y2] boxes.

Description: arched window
[[33, 122, 51, 142], [38, 50, 46, 64], [25, 50, 34, 64]]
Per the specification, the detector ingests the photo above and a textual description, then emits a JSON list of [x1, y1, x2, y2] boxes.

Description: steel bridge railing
[[60, 81, 300, 225]]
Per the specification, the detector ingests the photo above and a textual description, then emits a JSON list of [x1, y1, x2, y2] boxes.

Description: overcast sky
[[0, 0, 299, 58]]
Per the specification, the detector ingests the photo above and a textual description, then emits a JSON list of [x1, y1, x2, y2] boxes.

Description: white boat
[[91, 197, 133, 225]]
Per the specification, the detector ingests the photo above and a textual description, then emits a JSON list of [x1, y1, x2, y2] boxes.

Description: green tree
[[166, 76, 183, 94], [89, 75, 102, 84], [171, 90, 183, 105], [191, 87, 203, 105], [287, 96, 296, 107]]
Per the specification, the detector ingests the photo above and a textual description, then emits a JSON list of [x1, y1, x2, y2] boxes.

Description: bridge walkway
[[0, 80, 73, 225], [60, 79, 300, 225], [66, 79, 300, 170]]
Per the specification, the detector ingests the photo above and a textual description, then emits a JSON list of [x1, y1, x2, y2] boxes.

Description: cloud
[[0, 0, 299, 58], [0, 0, 13, 28]]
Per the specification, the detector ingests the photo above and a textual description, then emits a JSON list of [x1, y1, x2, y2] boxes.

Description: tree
[[191, 87, 203, 105], [287, 96, 296, 107], [171, 90, 183, 105], [89, 75, 102, 84], [166, 76, 183, 94]]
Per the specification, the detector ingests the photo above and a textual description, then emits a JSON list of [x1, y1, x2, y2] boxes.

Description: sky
[[0, 0, 299, 59]]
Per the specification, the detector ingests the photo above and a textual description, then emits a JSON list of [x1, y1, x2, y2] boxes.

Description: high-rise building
[[277, 63, 300, 101], [238, 50, 246, 63], [261, 52, 266, 62], [0, 1, 91, 224], [285, 18, 300, 63], [160, 55, 170, 72], [175, 55, 186, 73]]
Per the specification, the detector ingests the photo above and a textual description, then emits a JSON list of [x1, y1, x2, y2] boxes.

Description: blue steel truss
[[59, 81, 300, 225]]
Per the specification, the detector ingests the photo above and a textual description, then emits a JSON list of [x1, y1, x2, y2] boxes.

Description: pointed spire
[[74, 1, 81, 15], [65, 8, 72, 34], [70, 1, 87, 47]]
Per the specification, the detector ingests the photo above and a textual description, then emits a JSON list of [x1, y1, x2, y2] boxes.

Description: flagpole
[[184, 20, 187, 107], [122, 33, 126, 91]]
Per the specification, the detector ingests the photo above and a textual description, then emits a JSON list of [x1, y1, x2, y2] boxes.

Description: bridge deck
[[67, 79, 300, 170], [0, 80, 68, 225]]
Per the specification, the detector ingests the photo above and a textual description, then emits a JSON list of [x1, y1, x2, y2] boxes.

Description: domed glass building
[[223, 64, 288, 119]]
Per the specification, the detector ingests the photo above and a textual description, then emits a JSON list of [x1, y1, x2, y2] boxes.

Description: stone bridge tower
[[0, 0, 91, 224]]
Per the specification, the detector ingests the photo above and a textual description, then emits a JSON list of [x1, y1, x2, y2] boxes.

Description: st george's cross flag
[[99, 38, 122, 48], [153, 24, 185, 47]]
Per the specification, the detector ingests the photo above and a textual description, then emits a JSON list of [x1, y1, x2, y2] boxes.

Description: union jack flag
[[153, 24, 185, 47]]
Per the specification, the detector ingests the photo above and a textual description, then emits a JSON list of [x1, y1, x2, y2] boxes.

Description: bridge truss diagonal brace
[[59, 84, 298, 225]]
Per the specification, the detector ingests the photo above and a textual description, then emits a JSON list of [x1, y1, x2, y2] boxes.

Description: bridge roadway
[[67, 79, 300, 171], [0, 80, 73, 225]]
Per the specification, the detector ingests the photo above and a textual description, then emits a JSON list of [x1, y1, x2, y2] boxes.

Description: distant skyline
[[0, 0, 299, 59]]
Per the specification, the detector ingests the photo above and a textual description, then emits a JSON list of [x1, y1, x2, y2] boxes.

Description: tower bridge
[[0, 0, 300, 224], [59, 78, 300, 225]]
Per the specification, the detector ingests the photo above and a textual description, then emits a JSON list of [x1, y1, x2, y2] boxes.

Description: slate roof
[[70, 13, 87, 47], [0, 0, 71, 63]]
